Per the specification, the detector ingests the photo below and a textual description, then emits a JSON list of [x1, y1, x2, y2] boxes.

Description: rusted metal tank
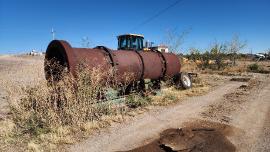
[[45, 40, 181, 84]]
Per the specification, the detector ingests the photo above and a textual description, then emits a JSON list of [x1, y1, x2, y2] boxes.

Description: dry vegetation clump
[[199, 60, 249, 76], [151, 75, 209, 106], [1, 60, 209, 151], [180, 59, 199, 73], [9, 70, 123, 134], [247, 63, 270, 74], [4, 62, 138, 151], [201, 60, 270, 76], [0, 119, 16, 138], [125, 95, 152, 108], [219, 65, 248, 75]]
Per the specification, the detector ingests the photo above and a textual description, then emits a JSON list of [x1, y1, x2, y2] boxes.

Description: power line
[[130, 0, 185, 32]]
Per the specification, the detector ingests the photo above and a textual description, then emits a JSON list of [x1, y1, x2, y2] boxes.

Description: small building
[[29, 50, 43, 56], [150, 45, 169, 53]]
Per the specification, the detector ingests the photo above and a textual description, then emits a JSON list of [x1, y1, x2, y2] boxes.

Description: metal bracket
[[133, 51, 145, 79], [152, 50, 167, 79], [94, 46, 116, 67]]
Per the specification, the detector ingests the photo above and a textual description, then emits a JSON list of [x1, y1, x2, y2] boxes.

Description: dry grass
[[27, 141, 40, 152], [0, 119, 16, 138], [9, 62, 129, 130], [0, 56, 210, 151], [247, 63, 270, 74], [1, 61, 131, 151], [80, 120, 100, 133], [201, 60, 270, 76], [180, 60, 199, 73], [221, 65, 248, 75], [151, 76, 209, 106]]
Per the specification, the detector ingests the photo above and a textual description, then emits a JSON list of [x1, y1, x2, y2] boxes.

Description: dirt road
[[229, 76, 270, 151], [69, 82, 242, 151], [69, 74, 270, 152]]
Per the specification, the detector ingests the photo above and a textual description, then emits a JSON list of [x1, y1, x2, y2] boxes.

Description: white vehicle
[[255, 53, 266, 60]]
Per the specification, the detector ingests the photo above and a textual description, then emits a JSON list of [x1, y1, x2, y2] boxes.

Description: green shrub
[[248, 63, 259, 72], [125, 95, 151, 108], [247, 63, 270, 74]]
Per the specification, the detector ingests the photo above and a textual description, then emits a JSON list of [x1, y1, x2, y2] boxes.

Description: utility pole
[[82, 36, 90, 48], [51, 28, 56, 40]]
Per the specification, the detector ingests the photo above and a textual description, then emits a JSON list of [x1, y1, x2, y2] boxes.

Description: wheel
[[180, 72, 192, 89], [174, 72, 192, 89]]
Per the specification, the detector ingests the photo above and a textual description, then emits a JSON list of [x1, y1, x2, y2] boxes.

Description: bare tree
[[210, 42, 227, 70], [228, 35, 246, 66], [163, 28, 190, 54], [266, 48, 270, 59], [189, 47, 201, 61]]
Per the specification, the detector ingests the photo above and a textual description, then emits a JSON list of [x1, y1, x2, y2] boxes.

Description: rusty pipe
[[45, 40, 181, 83]]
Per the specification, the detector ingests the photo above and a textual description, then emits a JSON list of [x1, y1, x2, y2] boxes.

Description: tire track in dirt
[[69, 81, 243, 152], [228, 76, 270, 152], [200, 74, 270, 152]]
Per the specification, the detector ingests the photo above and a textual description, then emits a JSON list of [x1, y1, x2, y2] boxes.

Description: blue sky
[[0, 0, 269, 54]]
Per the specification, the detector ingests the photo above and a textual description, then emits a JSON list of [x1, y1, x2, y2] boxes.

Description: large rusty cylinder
[[45, 40, 181, 84]]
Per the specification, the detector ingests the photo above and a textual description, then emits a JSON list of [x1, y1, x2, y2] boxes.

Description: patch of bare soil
[[199, 74, 230, 88], [199, 73, 270, 151], [124, 120, 236, 152], [230, 77, 251, 82], [201, 76, 261, 123]]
